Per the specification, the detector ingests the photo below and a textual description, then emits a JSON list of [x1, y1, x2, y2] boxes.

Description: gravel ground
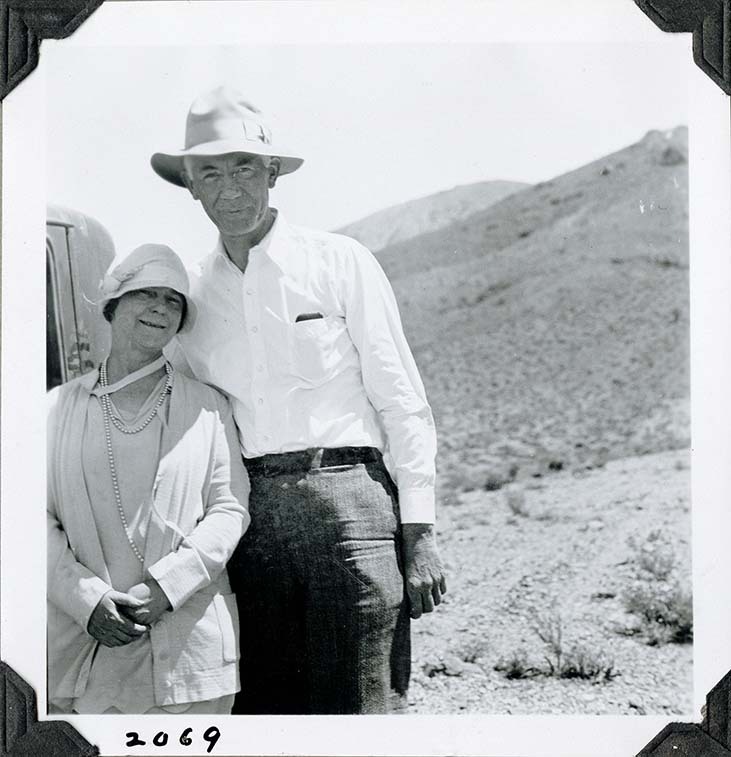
[[408, 448, 692, 716]]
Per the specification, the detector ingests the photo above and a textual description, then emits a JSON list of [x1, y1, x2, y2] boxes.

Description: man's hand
[[87, 590, 149, 647], [121, 579, 172, 626], [402, 524, 447, 619]]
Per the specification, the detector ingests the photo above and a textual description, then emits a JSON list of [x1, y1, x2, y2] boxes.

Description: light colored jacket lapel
[[142, 375, 187, 568], [52, 371, 111, 586]]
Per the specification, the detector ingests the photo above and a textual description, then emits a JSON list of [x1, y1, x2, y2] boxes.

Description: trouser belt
[[243, 446, 381, 477]]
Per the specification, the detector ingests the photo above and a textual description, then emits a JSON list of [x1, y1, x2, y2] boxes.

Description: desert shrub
[[494, 649, 539, 680], [591, 591, 617, 601], [627, 530, 675, 581], [659, 145, 686, 166], [653, 256, 684, 269], [532, 608, 566, 675], [505, 486, 529, 517], [532, 609, 617, 681], [622, 580, 693, 645], [457, 638, 490, 664], [485, 476, 506, 492], [621, 530, 693, 644], [534, 510, 557, 523], [560, 647, 619, 681], [481, 459, 518, 492], [495, 609, 619, 682], [444, 464, 493, 494]]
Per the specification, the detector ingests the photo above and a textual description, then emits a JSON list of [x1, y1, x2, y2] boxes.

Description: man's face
[[183, 153, 280, 238]]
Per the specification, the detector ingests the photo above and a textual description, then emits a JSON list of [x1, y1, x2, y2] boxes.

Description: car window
[[46, 244, 64, 390]]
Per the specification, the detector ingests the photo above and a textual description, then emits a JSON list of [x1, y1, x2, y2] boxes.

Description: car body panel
[[46, 205, 115, 389]]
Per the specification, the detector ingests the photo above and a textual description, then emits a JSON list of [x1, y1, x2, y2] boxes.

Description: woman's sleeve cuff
[[73, 577, 113, 633], [147, 551, 208, 611]]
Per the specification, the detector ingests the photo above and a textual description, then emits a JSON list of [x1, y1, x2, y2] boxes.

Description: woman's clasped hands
[[87, 579, 172, 647]]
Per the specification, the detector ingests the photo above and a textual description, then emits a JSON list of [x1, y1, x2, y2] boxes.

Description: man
[[152, 86, 445, 714]]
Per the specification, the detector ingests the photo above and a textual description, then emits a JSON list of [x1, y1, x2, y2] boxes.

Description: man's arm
[[342, 242, 446, 616]]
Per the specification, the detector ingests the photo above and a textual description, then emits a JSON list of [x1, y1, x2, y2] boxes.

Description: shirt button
[[251, 326, 259, 333], [246, 288, 254, 295], [257, 364, 264, 372], [258, 398, 264, 405]]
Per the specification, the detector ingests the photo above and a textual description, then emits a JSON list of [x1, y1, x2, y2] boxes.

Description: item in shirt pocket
[[295, 312, 324, 322], [289, 315, 348, 387]]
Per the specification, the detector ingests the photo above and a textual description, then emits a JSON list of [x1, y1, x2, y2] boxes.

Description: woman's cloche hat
[[151, 86, 304, 187], [99, 243, 198, 332]]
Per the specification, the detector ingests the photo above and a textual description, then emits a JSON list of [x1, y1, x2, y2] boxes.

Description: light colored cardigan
[[47, 368, 250, 709]]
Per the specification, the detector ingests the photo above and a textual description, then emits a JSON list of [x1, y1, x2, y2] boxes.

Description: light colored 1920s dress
[[47, 361, 250, 714]]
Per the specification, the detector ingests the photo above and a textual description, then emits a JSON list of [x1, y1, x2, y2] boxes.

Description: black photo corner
[[0, 0, 729, 755]]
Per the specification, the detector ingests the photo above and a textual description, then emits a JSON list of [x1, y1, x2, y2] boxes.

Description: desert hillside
[[373, 127, 689, 492], [341, 127, 692, 715]]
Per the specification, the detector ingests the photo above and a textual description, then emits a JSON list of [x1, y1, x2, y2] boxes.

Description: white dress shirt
[[171, 212, 436, 523]]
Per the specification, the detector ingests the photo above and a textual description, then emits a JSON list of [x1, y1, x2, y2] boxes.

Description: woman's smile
[[138, 317, 167, 330]]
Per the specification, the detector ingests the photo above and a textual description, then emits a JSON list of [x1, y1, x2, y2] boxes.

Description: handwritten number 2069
[[126, 725, 221, 753]]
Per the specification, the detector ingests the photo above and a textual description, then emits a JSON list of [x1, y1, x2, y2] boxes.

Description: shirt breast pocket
[[289, 315, 348, 387]]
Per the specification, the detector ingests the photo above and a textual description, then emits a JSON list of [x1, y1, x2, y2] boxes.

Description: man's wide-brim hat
[[151, 86, 304, 187]]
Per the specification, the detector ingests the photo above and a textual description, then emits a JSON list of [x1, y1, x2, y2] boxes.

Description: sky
[[44, 10, 690, 266]]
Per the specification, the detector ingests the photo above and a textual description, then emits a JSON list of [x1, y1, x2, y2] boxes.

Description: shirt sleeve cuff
[[398, 488, 436, 524], [147, 550, 208, 611]]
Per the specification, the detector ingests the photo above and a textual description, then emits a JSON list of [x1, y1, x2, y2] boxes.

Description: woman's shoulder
[[47, 371, 97, 411], [172, 370, 232, 413]]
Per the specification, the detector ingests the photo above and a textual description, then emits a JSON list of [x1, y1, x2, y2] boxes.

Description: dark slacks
[[227, 455, 410, 715]]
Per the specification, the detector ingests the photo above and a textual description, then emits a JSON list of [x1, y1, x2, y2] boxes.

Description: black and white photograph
[[2, 1, 731, 755]]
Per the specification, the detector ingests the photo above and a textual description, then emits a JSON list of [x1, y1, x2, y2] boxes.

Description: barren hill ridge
[[334, 180, 526, 252], [367, 126, 689, 491], [376, 126, 688, 284]]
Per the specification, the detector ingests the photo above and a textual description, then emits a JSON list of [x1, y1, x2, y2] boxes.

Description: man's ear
[[268, 157, 282, 189]]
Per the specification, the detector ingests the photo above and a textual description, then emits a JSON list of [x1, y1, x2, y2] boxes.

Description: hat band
[[185, 116, 272, 150]]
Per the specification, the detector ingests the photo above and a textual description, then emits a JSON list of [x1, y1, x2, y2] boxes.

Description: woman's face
[[109, 287, 185, 355]]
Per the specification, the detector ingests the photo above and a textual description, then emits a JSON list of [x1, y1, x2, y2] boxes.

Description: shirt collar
[[213, 209, 291, 273]]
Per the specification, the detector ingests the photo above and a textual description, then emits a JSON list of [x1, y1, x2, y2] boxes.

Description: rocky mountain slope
[[347, 128, 693, 715], [374, 127, 689, 493], [335, 180, 526, 252]]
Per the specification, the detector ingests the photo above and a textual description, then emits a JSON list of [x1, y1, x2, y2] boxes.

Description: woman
[[47, 244, 250, 714]]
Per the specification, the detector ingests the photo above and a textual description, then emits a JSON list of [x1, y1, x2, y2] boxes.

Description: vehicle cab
[[46, 205, 115, 390]]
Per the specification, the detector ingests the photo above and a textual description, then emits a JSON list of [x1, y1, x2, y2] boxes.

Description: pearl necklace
[[98, 359, 173, 564], [99, 359, 172, 434]]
